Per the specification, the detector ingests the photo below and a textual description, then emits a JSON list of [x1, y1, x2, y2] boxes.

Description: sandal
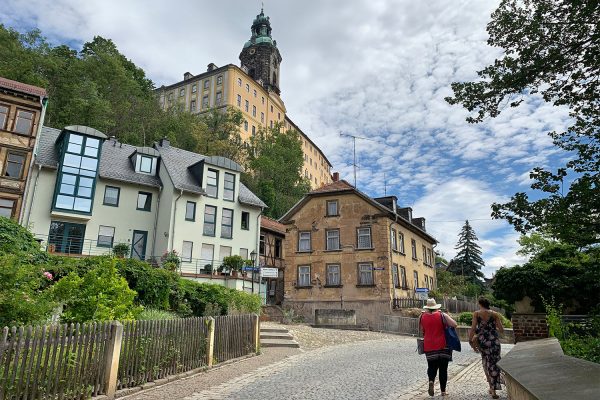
[[428, 381, 434, 396], [441, 392, 448, 396]]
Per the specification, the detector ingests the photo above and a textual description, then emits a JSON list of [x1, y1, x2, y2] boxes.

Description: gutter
[[170, 189, 184, 251]]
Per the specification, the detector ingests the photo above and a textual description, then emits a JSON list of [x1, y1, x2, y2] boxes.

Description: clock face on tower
[[249, 48, 256, 55]]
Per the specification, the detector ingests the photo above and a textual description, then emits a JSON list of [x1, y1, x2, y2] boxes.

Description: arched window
[[272, 72, 277, 85]]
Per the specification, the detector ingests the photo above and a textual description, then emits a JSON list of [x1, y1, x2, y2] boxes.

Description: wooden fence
[[392, 297, 505, 315], [0, 315, 259, 400]]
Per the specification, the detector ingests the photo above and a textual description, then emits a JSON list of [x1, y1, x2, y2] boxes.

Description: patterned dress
[[476, 313, 504, 390]]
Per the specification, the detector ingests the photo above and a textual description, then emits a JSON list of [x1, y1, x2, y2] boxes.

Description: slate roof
[[0, 76, 47, 98], [155, 141, 267, 208], [36, 126, 161, 188]]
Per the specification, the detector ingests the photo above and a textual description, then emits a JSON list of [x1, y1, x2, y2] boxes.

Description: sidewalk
[[400, 358, 508, 399]]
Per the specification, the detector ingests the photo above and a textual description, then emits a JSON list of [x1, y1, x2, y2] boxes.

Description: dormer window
[[131, 149, 159, 176], [140, 156, 152, 173]]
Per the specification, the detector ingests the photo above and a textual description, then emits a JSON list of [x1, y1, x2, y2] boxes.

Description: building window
[[259, 234, 265, 255], [224, 172, 235, 201], [168, 93, 173, 100], [429, 276, 435, 290], [399, 232, 405, 254], [400, 266, 407, 288], [206, 169, 218, 197], [48, 221, 86, 254], [13, 110, 34, 135], [190, 100, 196, 111], [137, 192, 152, 211], [191, 84, 197, 93], [0, 104, 8, 129], [244, 100, 249, 112], [241, 211, 250, 230], [221, 208, 233, 239], [182, 241, 193, 262], [202, 95, 209, 109], [217, 75, 223, 85], [278, 112, 281, 120], [103, 186, 120, 206], [252, 105, 256, 117], [201, 243, 214, 267], [275, 238, 282, 258], [358, 263, 374, 286], [0, 198, 15, 218], [203, 205, 217, 236], [179, 88, 185, 97], [392, 264, 400, 288], [326, 229, 340, 250], [204, 79, 210, 89], [185, 201, 196, 221], [422, 245, 427, 264], [260, 112, 264, 123], [270, 105, 274, 112], [139, 155, 153, 173], [245, 83, 250, 92], [4, 151, 26, 179], [237, 94, 241, 107], [298, 265, 311, 287], [391, 228, 398, 251], [219, 245, 232, 264], [54, 133, 100, 213], [97, 225, 115, 247], [326, 200, 338, 216], [413, 271, 419, 289], [424, 274, 430, 289], [244, 120, 248, 131], [270, 121, 273, 128], [253, 89, 257, 98], [240, 247, 248, 260], [426, 248, 433, 266], [411, 239, 417, 259], [357, 227, 372, 249], [215, 91, 222, 106], [326, 264, 341, 286], [261, 96, 265, 105], [252, 125, 256, 136], [298, 231, 311, 252], [237, 78, 242, 86]]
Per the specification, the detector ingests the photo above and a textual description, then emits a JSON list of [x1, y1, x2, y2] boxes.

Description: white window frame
[[298, 265, 311, 287], [391, 228, 397, 251], [326, 264, 341, 286], [358, 263, 374, 286], [326, 200, 338, 216], [97, 225, 115, 248], [326, 229, 340, 250], [182, 241, 193, 262], [357, 227, 372, 249], [298, 231, 311, 252]]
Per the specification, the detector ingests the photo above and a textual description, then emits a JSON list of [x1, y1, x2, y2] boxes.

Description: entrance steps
[[260, 326, 300, 348]]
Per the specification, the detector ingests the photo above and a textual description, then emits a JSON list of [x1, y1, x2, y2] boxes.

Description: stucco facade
[[0, 77, 47, 221], [279, 179, 437, 328]]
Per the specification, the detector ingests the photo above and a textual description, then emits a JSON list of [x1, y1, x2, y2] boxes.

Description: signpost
[[261, 267, 279, 278], [415, 287, 429, 300]]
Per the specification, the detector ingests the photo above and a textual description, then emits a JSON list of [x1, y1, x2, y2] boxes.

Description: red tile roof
[[0, 77, 47, 98], [309, 179, 355, 194], [261, 215, 286, 235]]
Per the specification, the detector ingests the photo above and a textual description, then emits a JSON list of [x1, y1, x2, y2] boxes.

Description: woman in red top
[[420, 298, 458, 397]]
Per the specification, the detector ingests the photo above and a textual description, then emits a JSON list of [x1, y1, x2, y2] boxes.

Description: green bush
[[52, 259, 141, 323], [0, 217, 42, 255], [112, 243, 130, 258], [457, 312, 473, 326], [116, 258, 179, 310], [138, 308, 180, 320]]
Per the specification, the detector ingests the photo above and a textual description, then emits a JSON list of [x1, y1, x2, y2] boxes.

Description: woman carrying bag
[[419, 298, 458, 397]]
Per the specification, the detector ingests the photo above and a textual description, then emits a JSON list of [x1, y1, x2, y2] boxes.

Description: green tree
[[445, 0, 600, 247], [447, 220, 485, 285], [196, 107, 245, 162], [516, 232, 557, 258], [244, 125, 311, 218]]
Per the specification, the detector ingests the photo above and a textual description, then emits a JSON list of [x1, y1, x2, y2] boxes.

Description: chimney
[[207, 63, 218, 72], [332, 172, 340, 182], [159, 138, 170, 147], [183, 72, 193, 80]]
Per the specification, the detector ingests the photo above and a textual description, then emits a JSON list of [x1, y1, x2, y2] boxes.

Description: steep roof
[[0, 76, 47, 98], [279, 179, 437, 243], [261, 215, 286, 235], [155, 141, 267, 208], [36, 126, 162, 188]]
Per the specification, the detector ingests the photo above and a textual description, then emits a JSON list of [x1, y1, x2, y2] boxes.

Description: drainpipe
[[255, 207, 263, 299], [150, 186, 162, 261], [24, 164, 42, 229], [170, 189, 184, 251]]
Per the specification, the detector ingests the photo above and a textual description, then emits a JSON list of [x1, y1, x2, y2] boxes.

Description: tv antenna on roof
[[339, 133, 381, 188]]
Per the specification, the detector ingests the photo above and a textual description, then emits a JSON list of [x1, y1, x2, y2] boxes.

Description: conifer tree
[[447, 220, 485, 285]]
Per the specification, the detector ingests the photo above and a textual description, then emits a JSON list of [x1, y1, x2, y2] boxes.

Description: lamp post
[[250, 250, 257, 294]]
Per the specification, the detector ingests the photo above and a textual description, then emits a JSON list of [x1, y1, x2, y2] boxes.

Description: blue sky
[[0, 0, 572, 276]]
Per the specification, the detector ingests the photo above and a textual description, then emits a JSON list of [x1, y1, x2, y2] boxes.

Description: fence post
[[104, 321, 123, 400], [206, 317, 215, 367], [252, 314, 260, 353]]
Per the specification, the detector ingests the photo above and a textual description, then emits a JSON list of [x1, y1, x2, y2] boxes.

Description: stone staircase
[[260, 326, 300, 348]]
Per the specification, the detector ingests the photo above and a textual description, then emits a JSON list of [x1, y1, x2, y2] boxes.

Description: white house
[[22, 125, 267, 294]]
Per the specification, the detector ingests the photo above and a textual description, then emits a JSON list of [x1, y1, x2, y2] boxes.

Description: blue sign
[[373, 267, 385, 271], [415, 288, 429, 293], [242, 266, 259, 272]]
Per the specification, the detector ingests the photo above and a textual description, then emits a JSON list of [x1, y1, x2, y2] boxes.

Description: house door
[[48, 221, 86, 254], [131, 230, 147, 260]]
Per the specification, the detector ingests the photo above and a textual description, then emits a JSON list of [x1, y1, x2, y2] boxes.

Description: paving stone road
[[184, 338, 491, 400]]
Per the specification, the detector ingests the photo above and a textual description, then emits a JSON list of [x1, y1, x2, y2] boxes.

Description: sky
[[1, 0, 572, 277]]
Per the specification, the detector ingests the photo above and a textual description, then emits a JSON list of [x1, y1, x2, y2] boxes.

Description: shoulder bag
[[416, 314, 425, 354], [441, 312, 461, 352]]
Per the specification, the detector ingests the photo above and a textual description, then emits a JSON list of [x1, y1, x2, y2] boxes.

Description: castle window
[[191, 84, 197, 93], [237, 94, 241, 107], [253, 89, 257, 98], [262, 97, 265, 105], [237, 78, 242, 86], [202, 95, 209, 109], [245, 100, 249, 112], [179, 88, 185, 97], [204, 79, 210, 89], [245, 83, 250, 92], [217, 75, 223, 85], [272, 72, 277, 85], [215, 92, 222, 106], [261, 112, 264, 123], [252, 126, 256, 136], [244, 121, 248, 131], [270, 105, 274, 112], [252, 105, 256, 117], [190, 100, 196, 111]]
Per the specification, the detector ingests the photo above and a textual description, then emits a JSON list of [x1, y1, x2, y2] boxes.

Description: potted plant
[[221, 255, 246, 277], [161, 250, 181, 272], [203, 264, 213, 275], [113, 243, 130, 258]]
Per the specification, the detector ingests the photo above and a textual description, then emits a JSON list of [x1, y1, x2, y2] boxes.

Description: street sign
[[261, 267, 279, 278], [415, 287, 429, 300], [373, 267, 385, 271], [242, 266, 260, 272]]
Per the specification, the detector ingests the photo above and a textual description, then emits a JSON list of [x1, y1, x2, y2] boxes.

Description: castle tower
[[239, 8, 282, 95]]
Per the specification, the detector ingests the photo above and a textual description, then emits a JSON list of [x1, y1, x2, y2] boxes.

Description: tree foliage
[[516, 232, 557, 258], [243, 125, 311, 218], [446, 0, 600, 247], [447, 220, 485, 284]]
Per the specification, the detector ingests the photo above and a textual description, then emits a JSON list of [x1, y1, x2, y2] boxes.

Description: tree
[[445, 0, 600, 247], [516, 232, 557, 258], [447, 220, 485, 285], [243, 125, 311, 219]]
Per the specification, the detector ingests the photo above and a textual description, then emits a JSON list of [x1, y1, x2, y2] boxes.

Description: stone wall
[[511, 313, 548, 343], [314, 309, 357, 326], [284, 300, 390, 329]]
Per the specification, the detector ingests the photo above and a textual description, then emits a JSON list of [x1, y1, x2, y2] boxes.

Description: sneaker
[[428, 381, 434, 396]]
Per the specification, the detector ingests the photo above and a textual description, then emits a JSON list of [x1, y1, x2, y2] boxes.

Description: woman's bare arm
[[495, 312, 505, 333], [443, 312, 458, 328]]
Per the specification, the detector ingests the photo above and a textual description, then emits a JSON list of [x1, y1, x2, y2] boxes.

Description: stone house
[[279, 177, 437, 328]]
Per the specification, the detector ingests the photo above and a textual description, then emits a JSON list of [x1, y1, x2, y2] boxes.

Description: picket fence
[[0, 315, 259, 400]]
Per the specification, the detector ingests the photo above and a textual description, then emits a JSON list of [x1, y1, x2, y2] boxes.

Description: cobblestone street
[[124, 325, 512, 400]]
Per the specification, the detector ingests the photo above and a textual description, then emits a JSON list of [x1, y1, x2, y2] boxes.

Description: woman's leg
[[427, 358, 439, 382], [438, 359, 449, 392]]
